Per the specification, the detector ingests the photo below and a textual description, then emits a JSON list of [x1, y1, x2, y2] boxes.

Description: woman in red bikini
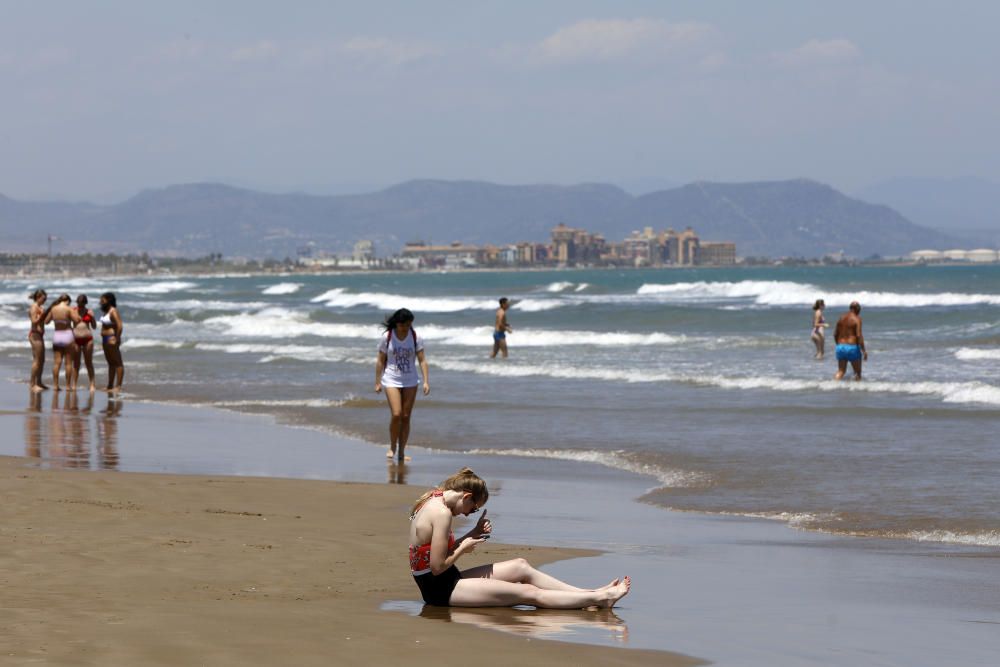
[[409, 468, 631, 608], [72, 294, 98, 392], [28, 289, 54, 392]]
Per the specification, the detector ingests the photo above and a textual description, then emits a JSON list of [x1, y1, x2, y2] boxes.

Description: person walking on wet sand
[[409, 467, 631, 608], [834, 301, 868, 381], [490, 297, 513, 359], [375, 308, 429, 462]]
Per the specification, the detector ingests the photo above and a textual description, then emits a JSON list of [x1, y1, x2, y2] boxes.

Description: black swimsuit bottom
[[413, 565, 461, 606]]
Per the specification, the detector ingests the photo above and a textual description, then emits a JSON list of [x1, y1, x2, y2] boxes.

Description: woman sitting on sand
[[375, 308, 429, 462], [99, 292, 124, 393], [409, 468, 630, 608], [28, 289, 54, 392], [45, 294, 80, 391]]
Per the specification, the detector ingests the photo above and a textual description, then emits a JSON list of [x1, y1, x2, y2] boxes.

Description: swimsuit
[[409, 490, 460, 606], [52, 320, 74, 348], [76, 311, 94, 346], [100, 312, 119, 345], [835, 344, 862, 362], [493, 331, 506, 341], [813, 314, 825, 336]]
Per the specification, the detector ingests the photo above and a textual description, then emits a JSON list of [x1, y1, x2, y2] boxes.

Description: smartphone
[[480, 534, 491, 540]]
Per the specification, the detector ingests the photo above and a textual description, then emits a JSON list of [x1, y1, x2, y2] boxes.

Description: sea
[[2, 264, 999, 549]]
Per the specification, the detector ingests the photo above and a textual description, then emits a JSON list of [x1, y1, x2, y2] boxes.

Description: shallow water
[[3, 264, 999, 547]]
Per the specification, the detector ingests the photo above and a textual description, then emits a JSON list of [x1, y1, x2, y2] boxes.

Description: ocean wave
[[118, 281, 200, 295], [431, 359, 1000, 406], [195, 342, 348, 364], [261, 282, 302, 295], [954, 347, 1000, 361], [310, 288, 566, 313], [464, 447, 710, 489], [544, 281, 575, 292], [212, 398, 345, 408], [890, 529, 1000, 547], [123, 338, 187, 350], [575, 283, 590, 292], [132, 299, 270, 312], [636, 280, 1000, 308]]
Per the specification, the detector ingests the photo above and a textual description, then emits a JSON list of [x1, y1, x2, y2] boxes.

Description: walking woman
[[28, 289, 54, 392], [375, 308, 429, 462], [72, 294, 98, 392], [99, 292, 124, 393], [409, 468, 631, 608], [811, 299, 829, 360], [46, 294, 80, 391]]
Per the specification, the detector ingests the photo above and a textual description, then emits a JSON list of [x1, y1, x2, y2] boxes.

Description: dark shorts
[[835, 344, 862, 362], [413, 565, 461, 606], [493, 331, 506, 342]]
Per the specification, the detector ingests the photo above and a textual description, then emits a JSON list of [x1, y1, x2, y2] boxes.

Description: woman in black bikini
[[408, 468, 631, 608]]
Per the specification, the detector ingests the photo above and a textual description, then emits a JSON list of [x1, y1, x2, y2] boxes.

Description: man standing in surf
[[833, 301, 868, 381], [490, 297, 513, 359]]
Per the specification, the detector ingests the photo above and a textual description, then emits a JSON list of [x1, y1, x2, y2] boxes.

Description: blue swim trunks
[[493, 331, 506, 341], [835, 344, 861, 362]]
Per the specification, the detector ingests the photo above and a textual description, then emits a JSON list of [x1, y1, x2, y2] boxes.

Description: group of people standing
[[811, 299, 868, 380], [28, 290, 124, 393]]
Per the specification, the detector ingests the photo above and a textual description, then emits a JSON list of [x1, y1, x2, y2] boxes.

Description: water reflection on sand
[[383, 600, 629, 646], [23, 389, 120, 470]]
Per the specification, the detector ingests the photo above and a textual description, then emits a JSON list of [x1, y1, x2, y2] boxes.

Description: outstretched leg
[[449, 573, 630, 609], [396, 385, 418, 462], [462, 558, 592, 592], [384, 386, 403, 458]]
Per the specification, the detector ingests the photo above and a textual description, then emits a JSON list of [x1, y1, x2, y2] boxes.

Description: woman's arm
[[111, 309, 123, 337], [428, 510, 482, 575], [417, 349, 430, 395], [455, 510, 492, 544], [375, 351, 387, 392]]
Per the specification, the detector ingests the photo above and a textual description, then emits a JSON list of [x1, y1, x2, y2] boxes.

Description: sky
[[1, 0, 999, 202]]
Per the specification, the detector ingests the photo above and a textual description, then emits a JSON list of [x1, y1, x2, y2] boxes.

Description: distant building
[[663, 227, 699, 265], [911, 248, 998, 263], [550, 223, 606, 266], [352, 240, 375, 262], [401, 241, 479, 268], [696, 241, 737, 266]]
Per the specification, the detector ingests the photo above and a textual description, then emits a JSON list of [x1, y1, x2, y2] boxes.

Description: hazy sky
[[2, 1, 998, 201]]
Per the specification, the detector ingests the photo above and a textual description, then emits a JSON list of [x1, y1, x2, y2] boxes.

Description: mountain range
[[0, 179, 961, 259]]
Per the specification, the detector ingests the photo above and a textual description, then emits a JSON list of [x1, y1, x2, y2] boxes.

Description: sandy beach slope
[[0, 456, 700, 666]]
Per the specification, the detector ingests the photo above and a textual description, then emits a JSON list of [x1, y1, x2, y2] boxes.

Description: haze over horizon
[[2, 1, 999, 204]]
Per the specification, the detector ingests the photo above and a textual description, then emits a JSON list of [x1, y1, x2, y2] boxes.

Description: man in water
[[490, 297, 513, 359], [833, 301, 868, 381]]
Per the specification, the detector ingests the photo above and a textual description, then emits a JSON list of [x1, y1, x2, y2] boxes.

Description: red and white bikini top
[[408, 490, 455, 575]]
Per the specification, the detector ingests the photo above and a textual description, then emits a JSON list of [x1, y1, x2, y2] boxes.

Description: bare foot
[[54, 385, 62, 392], [598, 576, 631, 609], [88, 384, 96, 393], [397, 453, 412, 463], [386, 448, 395, 459], [596, 578, 621, 591], [30, 385, 44, 393]]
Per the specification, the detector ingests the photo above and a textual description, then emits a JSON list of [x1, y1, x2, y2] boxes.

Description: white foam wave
[[133, 299, 269, 312], [637, 280, 1000, 308], [262, 282, 302, 295], [212, 398, 345, 408], [895, 529, 1000, 547], [954, 348, 1000, 361], [574, 283, 590, 292], [124, 338, 186, 350], [431, 359, 1000, 406], [310, 288, 566, 313], [119, 281, 199, 294], [544, 281, 575, 292], [195, 342, 348, 364], [465, 447, 710, 488]]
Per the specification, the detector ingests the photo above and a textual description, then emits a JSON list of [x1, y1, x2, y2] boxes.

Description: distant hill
[[0, 179, 956, 259], [858, 177, 1000, 248]]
